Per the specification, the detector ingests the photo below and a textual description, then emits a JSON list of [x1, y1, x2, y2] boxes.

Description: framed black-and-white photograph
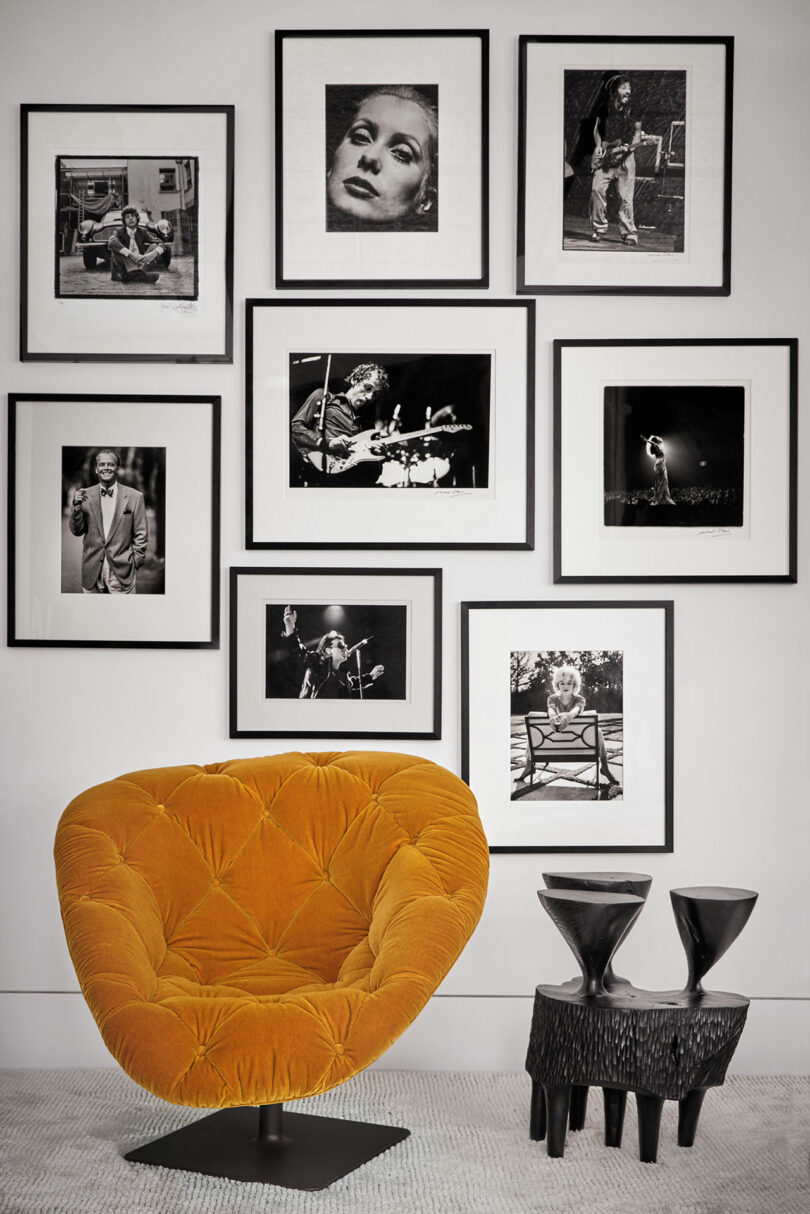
[[21, 105, 233, 360], [247, 300, 534, 549], [275, 30, 488, 288], [8, 394, 220, 647], [554, 339, 798, 582], [461, 600, 673, 853], [230, 567, 441, 739], [517, 36, 733, 294]]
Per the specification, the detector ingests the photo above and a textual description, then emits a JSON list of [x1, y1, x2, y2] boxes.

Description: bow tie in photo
[[100, 487, 115, 497]]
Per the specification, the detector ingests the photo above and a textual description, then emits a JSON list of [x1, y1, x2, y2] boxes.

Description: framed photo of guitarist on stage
[[246, 299, 534, 550], [517, 36, 733, 295]]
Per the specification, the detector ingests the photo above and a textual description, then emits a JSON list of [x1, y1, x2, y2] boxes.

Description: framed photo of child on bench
[[461, 600, 673, 853]]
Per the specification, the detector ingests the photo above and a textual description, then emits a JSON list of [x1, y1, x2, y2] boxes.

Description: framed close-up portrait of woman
[[275, 30, 489, 288], [21, 104, 234, 361], [553, 339, 798, 582], [246, 298, 534, 549], [517, 36, 733, 295]]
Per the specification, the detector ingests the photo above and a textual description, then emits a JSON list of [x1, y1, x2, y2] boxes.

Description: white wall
[[1, 0, 808, 1074]]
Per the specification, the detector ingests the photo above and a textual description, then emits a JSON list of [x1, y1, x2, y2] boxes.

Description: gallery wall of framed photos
[[1, 0, 808, 1075]]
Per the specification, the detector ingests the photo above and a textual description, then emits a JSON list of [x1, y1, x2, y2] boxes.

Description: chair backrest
[[525, 712, 599, 763], [55, 751, 489, 991]]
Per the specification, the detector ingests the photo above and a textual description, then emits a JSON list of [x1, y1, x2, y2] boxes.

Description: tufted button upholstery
[[54, 751, 489, 1110]]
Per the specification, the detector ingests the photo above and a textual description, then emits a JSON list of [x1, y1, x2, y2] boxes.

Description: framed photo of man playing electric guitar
[[246, 299, 534, 549], [517, 36, 733, 295]]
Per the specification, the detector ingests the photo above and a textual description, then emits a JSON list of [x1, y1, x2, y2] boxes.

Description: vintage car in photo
[[76, 208, 174, 270]]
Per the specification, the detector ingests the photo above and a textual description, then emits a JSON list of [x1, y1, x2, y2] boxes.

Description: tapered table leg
[[678, 1087, 708, 1147], [569, 1085, 588, 1131], [529, 1079, 546, 1141], [636, 1094, 664, 1163], [543, 1084, 571, 1158], [602, 1087, 627, 1148]]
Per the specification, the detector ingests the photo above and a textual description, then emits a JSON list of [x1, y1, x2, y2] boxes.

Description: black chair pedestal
[[125, 1104, 410, 1190]]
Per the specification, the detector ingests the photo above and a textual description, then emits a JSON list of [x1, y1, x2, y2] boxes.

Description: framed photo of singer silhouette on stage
[[275, 30, 489, 288], [246, 299, 534, 551], [553, 339, 798, 583]]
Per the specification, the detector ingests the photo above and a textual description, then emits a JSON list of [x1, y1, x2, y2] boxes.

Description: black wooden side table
[[526, 880, 757, 1162], [526, 980, 749, 1161]]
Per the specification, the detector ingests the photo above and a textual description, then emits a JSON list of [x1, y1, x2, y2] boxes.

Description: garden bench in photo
[[520, 711, 601, 797]]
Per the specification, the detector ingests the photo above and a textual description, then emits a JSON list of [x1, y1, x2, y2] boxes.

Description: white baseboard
[[1, 992, 807, 1074]]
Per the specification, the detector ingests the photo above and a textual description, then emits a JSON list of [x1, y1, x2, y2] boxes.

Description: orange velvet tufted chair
[[54, 751, 489, 1189]]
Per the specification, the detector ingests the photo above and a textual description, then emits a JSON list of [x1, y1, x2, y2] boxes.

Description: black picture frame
[[8, 393, 221, 648], [21, 104, 234, 362], [461, 600, 674, 853], [245, 298, 534, 550], [553, 338, 798, 583], [230, 566, 442, 739], [275, 29, 489, 288], [517, 35, 733, 296]]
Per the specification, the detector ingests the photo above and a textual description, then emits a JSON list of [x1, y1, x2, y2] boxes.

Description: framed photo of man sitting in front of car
[[21, 105, 234, 362], [55, 156, 199, 302]]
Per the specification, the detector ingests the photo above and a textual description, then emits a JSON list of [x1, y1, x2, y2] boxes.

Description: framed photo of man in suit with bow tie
[[61, 445, 166, 596], [8, 393, 220, 648]]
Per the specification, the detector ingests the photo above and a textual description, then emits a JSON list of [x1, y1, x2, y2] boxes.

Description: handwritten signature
[[433, 488, 472, 498], [698, 527, 731, 537], [160, 301, 197, 317]]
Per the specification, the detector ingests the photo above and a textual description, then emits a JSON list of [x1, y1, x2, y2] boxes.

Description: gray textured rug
[[0, 1069, 807, 1213]]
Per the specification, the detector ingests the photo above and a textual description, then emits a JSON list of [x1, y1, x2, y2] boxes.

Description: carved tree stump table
[[526, 883, 757, 1164], [526, 981, 749, 1162]]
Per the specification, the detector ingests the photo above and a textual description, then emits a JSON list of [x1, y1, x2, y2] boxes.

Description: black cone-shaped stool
[[529, 890, 645, 1157], [541, 873, 652, 1134], [536, 889, 646, 999], [670, 886, 758, 995], [543, 872, 652, 990], [669, 886, 758, 1148]]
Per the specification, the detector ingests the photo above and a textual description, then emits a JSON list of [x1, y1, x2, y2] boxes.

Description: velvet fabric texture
[[54, 752, 489, 1109]]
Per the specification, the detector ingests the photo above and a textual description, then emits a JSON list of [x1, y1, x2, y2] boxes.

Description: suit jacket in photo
[[107, 224, 163, 280], [68, 483, 148, 591]]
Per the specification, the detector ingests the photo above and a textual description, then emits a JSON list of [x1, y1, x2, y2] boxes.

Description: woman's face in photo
[[555, 672, 577, 699], [328, 93, 433, 223]]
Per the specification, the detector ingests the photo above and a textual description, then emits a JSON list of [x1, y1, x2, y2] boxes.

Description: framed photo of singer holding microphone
[[229, 567, 441, 739]]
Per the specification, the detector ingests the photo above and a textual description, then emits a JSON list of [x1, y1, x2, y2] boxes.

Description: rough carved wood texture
[[525, 985, 749, 1100]]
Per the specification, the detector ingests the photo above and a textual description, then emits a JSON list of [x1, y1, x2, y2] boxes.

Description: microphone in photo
[[388, 404, 401, 434]]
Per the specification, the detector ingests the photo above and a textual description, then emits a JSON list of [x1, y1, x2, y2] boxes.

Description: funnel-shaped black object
[[543, 871, 653, 899], [670, 886, 758, 995], [537, 889, 645, 997], [543, 873, 652, 990]]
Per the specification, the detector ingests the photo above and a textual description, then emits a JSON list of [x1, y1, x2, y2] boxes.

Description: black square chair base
[[125, 1105, 410, 1190]]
